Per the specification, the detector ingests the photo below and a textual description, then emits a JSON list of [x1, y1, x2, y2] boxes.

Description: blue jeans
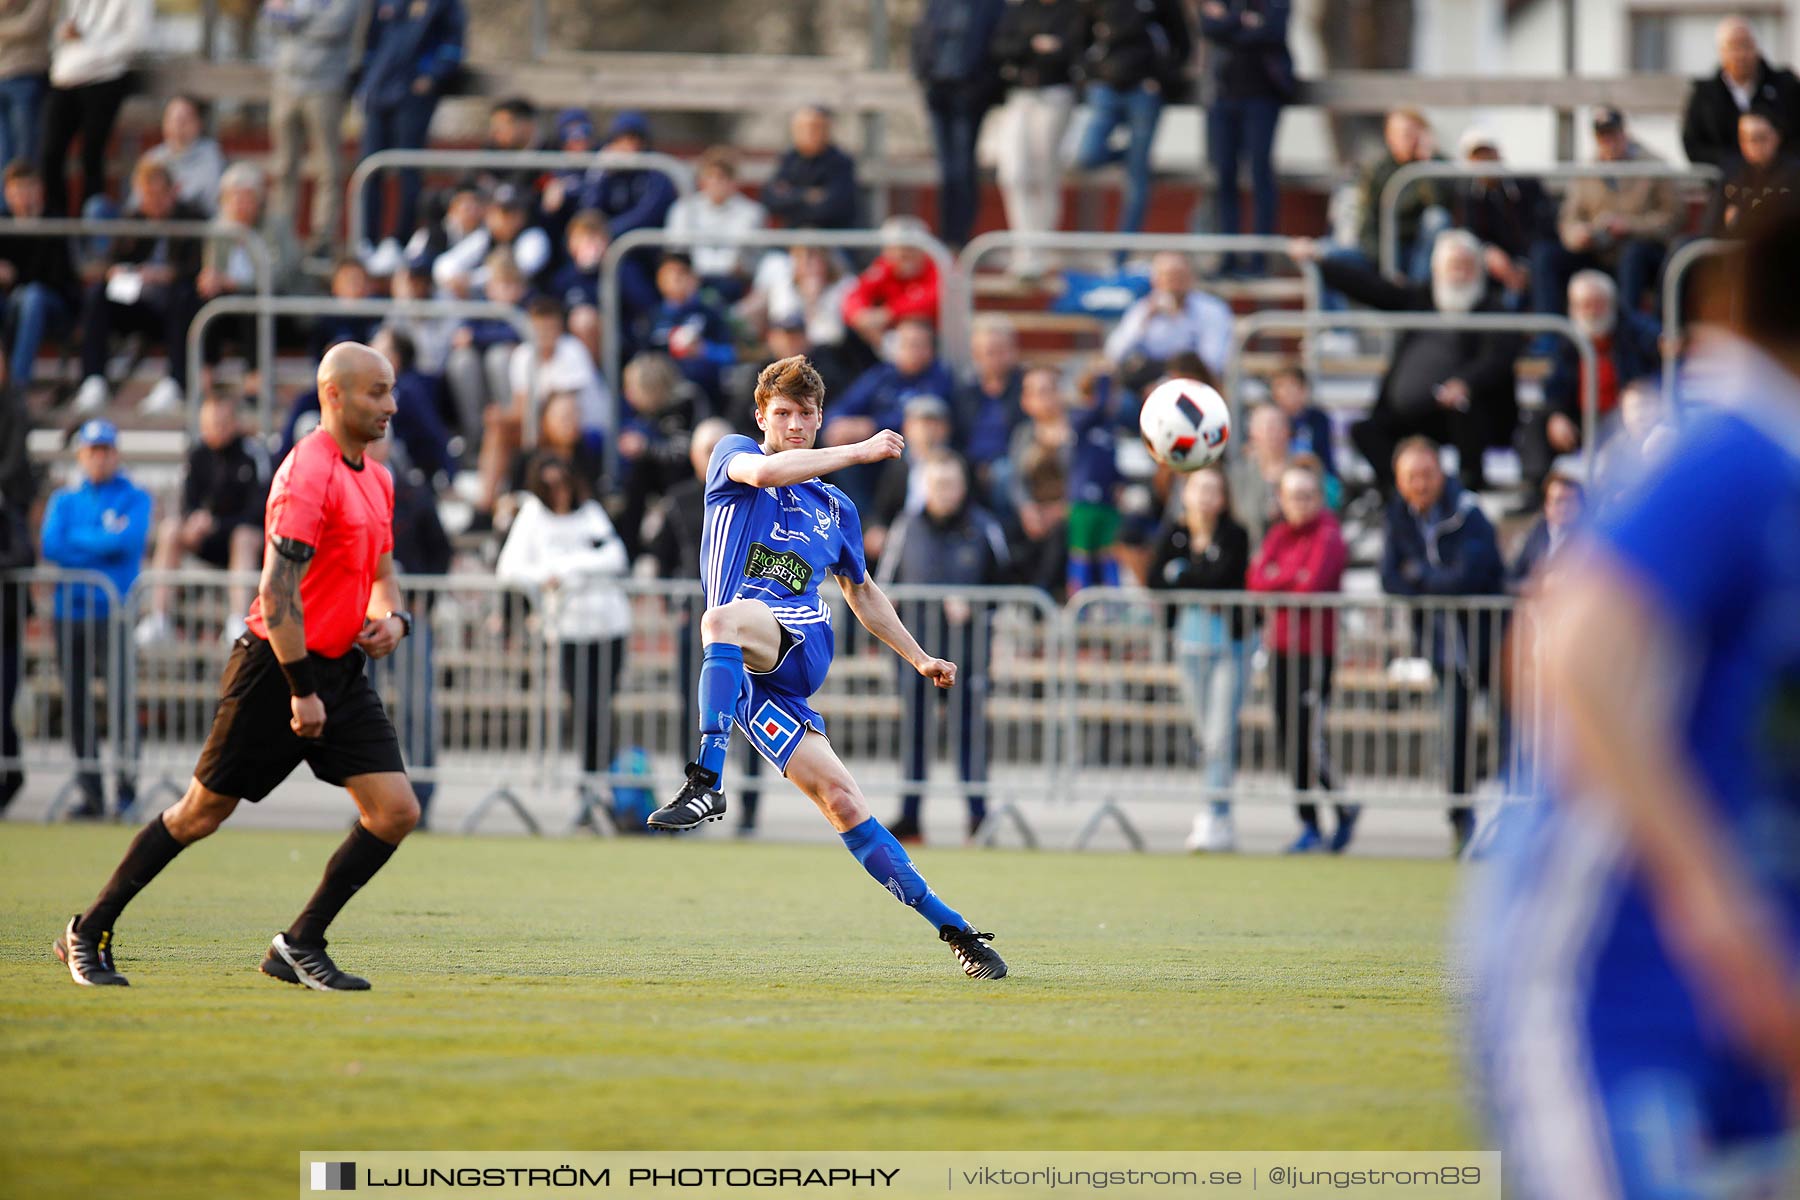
[[4, 282, 71, 387], [926, 97, 989, 248], [1075, 83, 1164, 234], [360, 94, 440, 245], [1207, 97, 1281, 272], [0, 72, 45, 169], [1176, 637, 1248, 814]]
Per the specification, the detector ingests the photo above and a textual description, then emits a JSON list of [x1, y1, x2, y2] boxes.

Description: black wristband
[[278, 655, 318, 699]]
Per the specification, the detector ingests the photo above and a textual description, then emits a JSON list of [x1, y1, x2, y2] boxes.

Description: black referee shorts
[[194, 633, 406, 802]]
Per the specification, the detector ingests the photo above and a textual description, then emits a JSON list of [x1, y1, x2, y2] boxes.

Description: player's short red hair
[[754, 355, 826, 416]]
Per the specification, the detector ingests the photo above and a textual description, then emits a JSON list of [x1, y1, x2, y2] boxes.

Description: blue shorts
[[735, 606, 832, 774]]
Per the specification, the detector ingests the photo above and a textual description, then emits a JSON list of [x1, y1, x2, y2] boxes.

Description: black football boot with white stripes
[[54, 915, 129, 986], [940, 925, 1008, 979], [260, 933, 372, 991], [646, 762, 728, 831]]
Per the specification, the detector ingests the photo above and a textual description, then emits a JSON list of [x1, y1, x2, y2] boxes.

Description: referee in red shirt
[[56, 343, 422, 991]]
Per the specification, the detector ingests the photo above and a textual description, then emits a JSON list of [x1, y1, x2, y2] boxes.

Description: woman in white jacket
[[41, 0, 151, 216], [495, 455, 632, 808]]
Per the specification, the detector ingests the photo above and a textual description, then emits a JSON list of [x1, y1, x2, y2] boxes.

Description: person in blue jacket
[[39, 420, 150, 819], [279, 329, 453, 482], [911, 0, 1006, 248], [356, 0, 466, 247]]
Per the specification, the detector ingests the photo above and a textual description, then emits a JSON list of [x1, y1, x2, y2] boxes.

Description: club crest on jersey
[[766, 519, 810, 543], [815, 507, 832, 536], [744, 542, 814, 596], [750, 700, 802, 760]]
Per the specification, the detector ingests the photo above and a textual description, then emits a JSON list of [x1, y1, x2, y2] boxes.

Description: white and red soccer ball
[[1139, 378, 1231, 472]]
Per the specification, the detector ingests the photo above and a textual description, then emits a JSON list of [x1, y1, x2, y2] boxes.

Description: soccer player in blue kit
[[645, 355, 1007, 980], [1473, 205, 1800, 1198]]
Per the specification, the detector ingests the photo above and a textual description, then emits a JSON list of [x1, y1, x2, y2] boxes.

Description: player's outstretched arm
[[259, 535, 325, 737], [728, 431, 904, 490], [1541, 551, 1800, 1090], [837, 574, 957, 689]]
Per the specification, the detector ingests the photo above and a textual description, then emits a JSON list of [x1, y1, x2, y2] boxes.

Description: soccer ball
[[1139, 378, 1231, 471]]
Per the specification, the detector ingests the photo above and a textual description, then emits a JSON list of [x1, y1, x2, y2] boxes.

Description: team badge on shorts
[[750, 699, 802, 761]]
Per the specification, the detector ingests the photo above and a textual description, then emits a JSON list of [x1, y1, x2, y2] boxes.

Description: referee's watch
[[386, 610, 414, 639]]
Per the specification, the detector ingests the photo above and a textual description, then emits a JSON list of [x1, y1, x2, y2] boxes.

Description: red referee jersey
[[247, 429, 394, 658]]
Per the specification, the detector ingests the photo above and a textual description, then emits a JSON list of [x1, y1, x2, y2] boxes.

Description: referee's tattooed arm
[[261, 536, 325, 736]]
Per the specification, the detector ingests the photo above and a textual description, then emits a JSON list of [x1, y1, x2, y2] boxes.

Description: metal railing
[[1660, 236, 1737, 406], [600, 226, 964, 393], [1223, 309, 1600, 481], [346, 149, 696, 257], [1377, 161, 1722, 280], [0, 216, 275, 413]]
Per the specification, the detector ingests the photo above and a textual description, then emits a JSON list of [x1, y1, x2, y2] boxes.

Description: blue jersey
[[701, 436, 868, 629]]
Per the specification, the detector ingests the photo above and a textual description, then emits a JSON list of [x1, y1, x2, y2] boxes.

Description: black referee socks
[[286, 822, 399, 946], [82, 814, 186, 934]]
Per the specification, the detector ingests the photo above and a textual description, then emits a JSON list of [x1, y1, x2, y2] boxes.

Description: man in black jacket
[[1199, 0, 1293, 275], [1073, 0, 1192, 234], [1293, 230, 1521, 493], [762, 106, 861, 231], [877, 451, 1010, 843], [0, 162, 79, 395], [1453, 129, 1552, 308], [1682, 17, 1800, 171], [912, 0, 1006, 250]]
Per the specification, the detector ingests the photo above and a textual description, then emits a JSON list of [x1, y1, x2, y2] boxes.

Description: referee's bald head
[[318, 341, 390, 398], [317, 341, 398, 445]]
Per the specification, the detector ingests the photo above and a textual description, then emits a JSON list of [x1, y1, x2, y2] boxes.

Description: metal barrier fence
[[1376, 162, 1722, 280], [345, 149, 696, 261], [1660, 236, 1736, 406], [5, 569, 1558, 848]]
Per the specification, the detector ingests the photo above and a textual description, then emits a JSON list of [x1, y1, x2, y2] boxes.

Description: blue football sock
[[839, 816, 968, 932], [696, 642, 743, 779], [1067, 554, 1094, 593], [1098, 555, 1121, 587]]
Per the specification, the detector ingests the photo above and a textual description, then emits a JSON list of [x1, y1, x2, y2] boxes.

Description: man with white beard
[[1515, 270, 1662, 510], [1291, 230, 1523, 494]]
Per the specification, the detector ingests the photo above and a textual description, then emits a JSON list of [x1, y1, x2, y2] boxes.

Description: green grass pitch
[[0, 825, 1474, 1198]]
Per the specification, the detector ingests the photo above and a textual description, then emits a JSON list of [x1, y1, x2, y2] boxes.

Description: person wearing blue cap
[[571, 110, 677, 241], [38, 419, 150, 819]]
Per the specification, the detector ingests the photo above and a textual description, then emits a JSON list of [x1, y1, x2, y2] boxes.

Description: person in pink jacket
[[1247, 460, 1356, 854]]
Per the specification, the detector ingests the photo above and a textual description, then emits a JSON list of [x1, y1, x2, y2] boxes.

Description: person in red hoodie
[[843, 215, 942, 351], [1247, 460, 1355, 854]]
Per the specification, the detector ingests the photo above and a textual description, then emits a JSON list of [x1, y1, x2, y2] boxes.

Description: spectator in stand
[[196, 162, 273, 380], [576, 111, 677, 240], [0, 468, 31, 814], [912, 0, 1005, 250], [1246, 459, 1351, 855], [1224, 401, 1285, 543], [1595, 377, 1676, 500], [308, 257, 379, 362], [878, 451, 1009, 843], [39, 418, 149, 819], [1147, 464, 1250, 854], [546, 208, 643, 363], [502, 390, 606, 521], [640, 251, 736, 406], [40, 0, 149, 216], [0, 0, 51, 173], [1064, 362, 1128, 591], [1103, 251, 1233, 378], [378, 261, 452, 376], [401, 179, 484, 277], [355, 0, 465, 248], [496, 454, 631, 817], [1199, 0, 1293, 277], [1454, 127, 1551, 310], [433, 183, 552, 297], [616, 351, 698, 557], [71, 159, 206, 418], [1004, 365, 1074, 511], [1539, 106, 1680, 319], [829, 317, 956, 446], [1073, 0, 1192, 235], [264, 0, 361, 264], [443, 247, 528, 461], [762, 104, 860, 231], [744, 242, 858, 351], [957, 314, 1025, 494], [844, 215, 942, 350], [1516, 269, 1660, 506], [1704, 113, 1800, 237], [991, 0, 1085, 279], [1005, 440, 1071, 598], [1682, 17, 1800, 172], [1378, 437, 1505, 856], [1293, 229, 1521, 494], [866, 392, 956, 564], [1267, 363, 1334, 481], [475, 97, 540, 195], [0, 161, 78, 393], [137, 95, 224, 216], [134, 391, 267, 646], [1507, 471, 1583, 595], [1338, 107, 1446, 290], [665, 146, 766, 302]]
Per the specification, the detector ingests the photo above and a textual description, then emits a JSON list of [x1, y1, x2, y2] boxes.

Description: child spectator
[[308, 257, 378, 362], [1267, 363, 1335, 480], [616, 351, 699, 556], [444, 247, 529, 459], [640, 252, 736, 406]]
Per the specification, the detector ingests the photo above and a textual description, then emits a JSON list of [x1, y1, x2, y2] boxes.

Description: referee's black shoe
[[646, 762, 727, 831], [940, 925, 1008, 980], [54, 915, 129, 986], [260, 933, 371, 991]]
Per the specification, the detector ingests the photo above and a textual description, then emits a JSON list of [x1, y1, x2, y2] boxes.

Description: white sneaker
[[72, 375, 110, 413], [134, 612, 174, 647], [139, 378, 183, 416], [1185, 810, 1238, 853]]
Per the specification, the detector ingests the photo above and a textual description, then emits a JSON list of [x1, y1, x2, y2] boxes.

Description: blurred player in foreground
[[645, 355, 1007, 980], [1473, 204, 1800, 1197]]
